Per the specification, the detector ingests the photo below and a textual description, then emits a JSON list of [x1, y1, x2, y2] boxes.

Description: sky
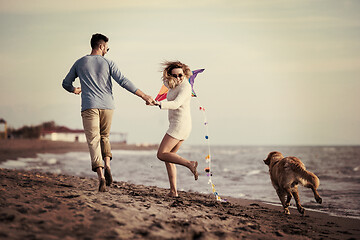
[[0, 0, 359, 145]]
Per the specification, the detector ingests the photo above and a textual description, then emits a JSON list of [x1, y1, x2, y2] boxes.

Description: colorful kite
[[155, 69, 205, 101], [155, 69, 225, 202], [154, 85, 168, 102]]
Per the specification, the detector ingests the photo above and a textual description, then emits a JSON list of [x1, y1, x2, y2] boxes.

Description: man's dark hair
[[90, 33, 109, 49]]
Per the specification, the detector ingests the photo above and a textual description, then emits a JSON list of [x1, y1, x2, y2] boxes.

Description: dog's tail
[[290, 160, 320, 188]]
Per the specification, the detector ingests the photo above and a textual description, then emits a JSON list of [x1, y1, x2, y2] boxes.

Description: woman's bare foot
[[166, 192, 179, 198], [190, 161, 198, 180]]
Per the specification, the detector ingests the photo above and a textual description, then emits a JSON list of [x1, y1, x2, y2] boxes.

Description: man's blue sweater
[[62, 55, 138, 111]]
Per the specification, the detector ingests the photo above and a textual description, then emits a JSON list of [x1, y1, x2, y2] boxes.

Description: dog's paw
[[298, 207, 305, 215], [316, 197, 322, 204], [284, 208, 290, 215]]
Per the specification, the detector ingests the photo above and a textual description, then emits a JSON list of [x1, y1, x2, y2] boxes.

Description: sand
[[0, 140, 360, 239]]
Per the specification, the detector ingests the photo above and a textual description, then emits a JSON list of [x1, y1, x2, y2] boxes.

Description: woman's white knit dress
[[160, 80, 192, 140]]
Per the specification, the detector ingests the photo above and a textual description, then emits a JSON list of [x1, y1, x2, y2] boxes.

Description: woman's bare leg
[[157, 134, 198, 180], [165, 140, 183, 197], [165, 163, 177, 196]]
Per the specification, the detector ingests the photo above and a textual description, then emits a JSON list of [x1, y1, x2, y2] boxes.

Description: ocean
[[1, 145, 359, 219]]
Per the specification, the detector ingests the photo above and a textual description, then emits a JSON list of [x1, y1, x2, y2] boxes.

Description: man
[[62, 33, 155, 192]]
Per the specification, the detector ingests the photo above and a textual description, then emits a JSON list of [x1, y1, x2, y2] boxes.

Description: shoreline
[[254, 200, 360, 220], [1, 168, 360, 239], [0, 139, 158, 163]]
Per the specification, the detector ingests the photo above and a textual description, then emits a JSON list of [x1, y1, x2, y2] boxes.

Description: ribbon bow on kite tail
[[155, 69, 225, 202]]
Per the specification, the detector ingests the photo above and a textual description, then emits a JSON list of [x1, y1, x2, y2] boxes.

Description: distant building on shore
[[0, 118, 7, 139], [41, 126, 86, 142], [40, 125, 127, 143]]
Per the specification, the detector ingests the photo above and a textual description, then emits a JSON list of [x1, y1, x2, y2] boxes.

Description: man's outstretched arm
[[135, 89, 156, 106]]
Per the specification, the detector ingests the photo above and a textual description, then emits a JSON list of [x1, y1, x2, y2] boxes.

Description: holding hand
[[135, 89, 156, 106], [143, 95, 156, 106]]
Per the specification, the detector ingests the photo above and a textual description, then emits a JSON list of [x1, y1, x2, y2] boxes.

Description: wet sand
[[0, 168, 359, 240]]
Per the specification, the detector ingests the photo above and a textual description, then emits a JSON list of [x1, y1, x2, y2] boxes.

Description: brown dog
[[264, 151, 322, 215]]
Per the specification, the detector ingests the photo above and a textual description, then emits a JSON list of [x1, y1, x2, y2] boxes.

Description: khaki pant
[[81, 109, 114, 172]]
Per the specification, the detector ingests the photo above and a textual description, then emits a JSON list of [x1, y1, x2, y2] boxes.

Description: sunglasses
[[171, 74, 183, 78]]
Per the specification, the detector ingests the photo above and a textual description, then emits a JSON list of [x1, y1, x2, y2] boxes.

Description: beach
[[0, 140, 360, 239]]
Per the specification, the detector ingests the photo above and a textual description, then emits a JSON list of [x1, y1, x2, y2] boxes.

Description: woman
[[156, 61, 198, 197]]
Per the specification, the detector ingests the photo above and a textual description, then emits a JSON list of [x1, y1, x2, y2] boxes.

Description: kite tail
[[195, 97, 225, 202]]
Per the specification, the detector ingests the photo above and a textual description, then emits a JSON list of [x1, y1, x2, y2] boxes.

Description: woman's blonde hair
[[162, 61, 192, 89]]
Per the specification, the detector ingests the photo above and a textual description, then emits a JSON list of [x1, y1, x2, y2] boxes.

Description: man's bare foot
[[98, 177, 106, 192], [104, 167, 113, 186], [190, 161, 198, 180]]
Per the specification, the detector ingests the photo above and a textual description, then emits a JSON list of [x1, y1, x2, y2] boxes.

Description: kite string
[[194, 97, 224, 202]]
